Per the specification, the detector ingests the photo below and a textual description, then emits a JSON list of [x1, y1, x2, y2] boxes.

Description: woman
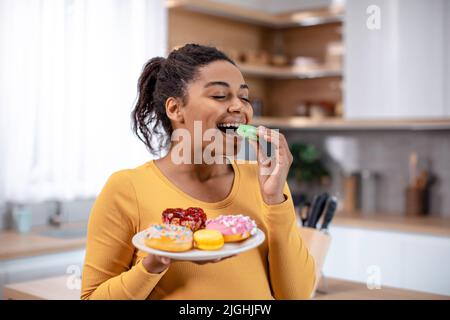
[[81, 44, 316, 300]]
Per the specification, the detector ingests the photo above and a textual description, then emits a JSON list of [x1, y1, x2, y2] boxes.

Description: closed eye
[[211, 96, 226, 100], [211, 95, 250, 103]]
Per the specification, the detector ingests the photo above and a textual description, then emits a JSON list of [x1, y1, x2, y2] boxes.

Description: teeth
[[217, 122, 242, 128]]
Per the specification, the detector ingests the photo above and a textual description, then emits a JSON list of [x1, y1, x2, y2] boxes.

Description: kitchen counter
[[3, 275, 449, 300], [0, 223, 86, 260], [3, 275, 80, 300], [333, 212, 450, 237], [314, 278, 449, 300]]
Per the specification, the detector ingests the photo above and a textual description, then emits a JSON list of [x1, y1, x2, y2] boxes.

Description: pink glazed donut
[[205, 215, 257, 243]]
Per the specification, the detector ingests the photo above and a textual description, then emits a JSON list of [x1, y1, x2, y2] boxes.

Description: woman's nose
[[227, 98, 245, 113]]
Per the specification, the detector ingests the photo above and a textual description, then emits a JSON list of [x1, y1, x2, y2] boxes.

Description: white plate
[[132, 228, 265, 261]]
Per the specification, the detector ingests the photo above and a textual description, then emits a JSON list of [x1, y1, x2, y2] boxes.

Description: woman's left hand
[[249, 126, 293, 205]]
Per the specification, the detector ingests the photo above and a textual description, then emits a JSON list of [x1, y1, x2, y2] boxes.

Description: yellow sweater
[[81, 160, 316, 300]]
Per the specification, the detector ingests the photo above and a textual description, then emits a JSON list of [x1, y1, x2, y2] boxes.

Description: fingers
[[257, 126, 292, 165], [190, 254, 237, 265], [248, 138, 270, 166], [156, 255, 171, 266], [258, 126, 289, 152], [143, 254, 171, 274], [248, 126, 292, 177], [160, 257, 171, 264], [219, 254, 237, 262], [257, 126, 279, 148]]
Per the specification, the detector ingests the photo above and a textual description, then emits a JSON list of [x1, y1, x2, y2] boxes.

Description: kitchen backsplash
[[285, 129, 450, 216]]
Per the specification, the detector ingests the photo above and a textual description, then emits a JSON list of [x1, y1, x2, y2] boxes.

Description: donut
[[206, 215, 257, 243], [193, 229, 224, 251], [144, 224, 193, 252], [162, 207, 207, 232]]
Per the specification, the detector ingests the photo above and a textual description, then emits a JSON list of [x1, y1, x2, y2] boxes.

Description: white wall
[[344, 0, 448, 119]]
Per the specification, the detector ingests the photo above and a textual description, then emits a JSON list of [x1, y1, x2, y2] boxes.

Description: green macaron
[[236, 124, 258, 141]]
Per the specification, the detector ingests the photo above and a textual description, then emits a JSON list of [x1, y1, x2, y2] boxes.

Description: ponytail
[[132, 57, 170, 155]]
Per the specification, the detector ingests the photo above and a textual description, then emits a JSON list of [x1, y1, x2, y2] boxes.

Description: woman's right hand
[[142, 254, 171, 274], [142, 253, 236, 274]]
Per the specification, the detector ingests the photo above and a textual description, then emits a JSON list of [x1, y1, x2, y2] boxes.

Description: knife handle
[[306, 193, 329, 228], [320, 196, 338, 231], [300, 203, 310, 226]]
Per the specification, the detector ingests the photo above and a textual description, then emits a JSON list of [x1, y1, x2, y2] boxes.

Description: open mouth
[[216, 122, 242, 136]]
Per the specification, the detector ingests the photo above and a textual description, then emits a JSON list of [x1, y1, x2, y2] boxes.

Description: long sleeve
[[263, 183, 316, 300], [81, 171, 167, 300]]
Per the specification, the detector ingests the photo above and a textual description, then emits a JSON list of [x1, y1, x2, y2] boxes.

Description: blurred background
[[0, 0, 449, 299]]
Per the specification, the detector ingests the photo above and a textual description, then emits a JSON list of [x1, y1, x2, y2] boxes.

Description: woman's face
[[174, 60, 253, 160]]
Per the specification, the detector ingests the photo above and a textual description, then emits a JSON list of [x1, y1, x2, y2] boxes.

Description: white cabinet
[[0, 249, 85, 299], [344, 0, 449, 119], [322, 226, 450, 296]]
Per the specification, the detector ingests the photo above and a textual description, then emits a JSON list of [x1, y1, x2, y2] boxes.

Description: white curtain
[[0, 0, 167, 202]]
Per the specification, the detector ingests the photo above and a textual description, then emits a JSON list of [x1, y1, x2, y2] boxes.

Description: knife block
[[404, 186, 426, 216], [298, 227, 331, 298]]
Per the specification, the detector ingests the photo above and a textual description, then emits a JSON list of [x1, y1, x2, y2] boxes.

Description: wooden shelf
[[276, 7, 344, 27], [168, 1, 345, 119], [251, 116, 450, 131], [332, 212, 450, 238], [167, 0, 344, 28], [239, 64, 342, 79]]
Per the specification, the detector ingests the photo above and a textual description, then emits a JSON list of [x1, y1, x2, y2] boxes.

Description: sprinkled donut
[[144, 224, 193, 252], [205, 215, 257, 243]]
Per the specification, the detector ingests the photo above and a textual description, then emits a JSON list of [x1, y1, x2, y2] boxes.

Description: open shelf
[[168, 1, 345, 121], [167, 0, 344, 28], [251, 116, 450, 131], [239, 64, 342, 79]]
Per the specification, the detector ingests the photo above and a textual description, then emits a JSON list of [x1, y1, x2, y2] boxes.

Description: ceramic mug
[[12, 204, 33, 234]]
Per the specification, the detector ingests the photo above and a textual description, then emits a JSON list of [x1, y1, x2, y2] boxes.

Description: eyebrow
[[204, 81, 249, 90]]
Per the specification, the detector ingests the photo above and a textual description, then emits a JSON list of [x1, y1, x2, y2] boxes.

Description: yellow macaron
[[193, 229, 224, 251]]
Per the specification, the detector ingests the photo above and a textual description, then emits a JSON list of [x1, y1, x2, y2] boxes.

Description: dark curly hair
[[132, 43, 236, 155]]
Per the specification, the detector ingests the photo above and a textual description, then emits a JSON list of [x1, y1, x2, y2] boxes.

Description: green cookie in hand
[[236, 124, 258, 141]]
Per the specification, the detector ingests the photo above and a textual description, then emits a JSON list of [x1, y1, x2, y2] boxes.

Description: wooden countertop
[[314, 278, 449, 300], [0, 223, 86, 260], [3, 276, 80, 300], [3, 275, 448, 300], [332, 212, 450, 237]]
